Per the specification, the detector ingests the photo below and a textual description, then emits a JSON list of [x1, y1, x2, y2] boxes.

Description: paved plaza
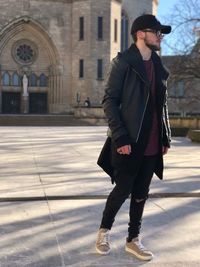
[[0, 126, 200, 267]]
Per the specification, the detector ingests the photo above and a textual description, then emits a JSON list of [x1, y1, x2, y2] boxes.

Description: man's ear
[[137, 31, 145, 40]]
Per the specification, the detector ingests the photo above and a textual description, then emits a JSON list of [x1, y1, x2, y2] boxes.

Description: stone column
[[48, 65, 64, 113]]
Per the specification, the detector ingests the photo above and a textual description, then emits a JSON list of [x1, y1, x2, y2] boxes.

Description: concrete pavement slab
[[48, 197, 200, 266], [1, 126, 199, 199], [0, 127, 44, 198], [1, 198, 200, 266], [0, 201, 64, 267], [24, 126, 200, 196]]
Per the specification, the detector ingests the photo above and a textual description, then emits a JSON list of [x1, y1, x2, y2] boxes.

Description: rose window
[[12, 40, 38, 65], [16, 44, 34, 63]]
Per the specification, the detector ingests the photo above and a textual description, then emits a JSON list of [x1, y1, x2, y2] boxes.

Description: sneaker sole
[[95, 246, 110, 255], [125, 246, 153, 261]]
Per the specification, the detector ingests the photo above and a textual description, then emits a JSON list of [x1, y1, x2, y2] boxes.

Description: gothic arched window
[[39, 73, 47, 87], [121, 11, 129, 52], [29, 73, 37, 87], [12, 73, 20, 86], [2, 72, 10, 86]]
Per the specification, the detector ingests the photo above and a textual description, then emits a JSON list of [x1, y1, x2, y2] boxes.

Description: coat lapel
[[122, 44, 149, 84], [122, 44, 169, 83]]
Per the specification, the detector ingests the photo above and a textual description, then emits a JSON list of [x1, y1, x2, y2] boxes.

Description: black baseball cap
[[131, 14, 171, 35]]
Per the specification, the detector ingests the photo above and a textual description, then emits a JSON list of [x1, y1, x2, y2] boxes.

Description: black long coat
[[98, 44, 171, 183]]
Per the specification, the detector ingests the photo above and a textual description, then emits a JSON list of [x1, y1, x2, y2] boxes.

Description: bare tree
[[162, 0, 200, 55]]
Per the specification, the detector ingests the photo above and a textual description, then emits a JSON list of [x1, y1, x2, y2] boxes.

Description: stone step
[[0, 114, 93, 126]]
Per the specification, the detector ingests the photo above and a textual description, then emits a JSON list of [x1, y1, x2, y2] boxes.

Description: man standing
[[96, 14, 171, 261]]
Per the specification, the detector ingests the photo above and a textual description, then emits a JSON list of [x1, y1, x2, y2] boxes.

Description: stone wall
[[71, 0, 122, 107], [170, 117, 200, 129], [74, 107, 200, 130]]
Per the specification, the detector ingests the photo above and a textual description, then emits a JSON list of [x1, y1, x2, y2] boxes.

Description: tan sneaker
[[95, 228, 110, 255], [125, 237, 153, 261]]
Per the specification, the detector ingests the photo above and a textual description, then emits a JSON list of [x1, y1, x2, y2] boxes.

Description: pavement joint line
[[28, 130, 66, 267], [0, 192, 200, 202]]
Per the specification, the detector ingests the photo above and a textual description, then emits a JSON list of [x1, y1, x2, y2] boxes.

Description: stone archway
[[0, 16, 64, 114]]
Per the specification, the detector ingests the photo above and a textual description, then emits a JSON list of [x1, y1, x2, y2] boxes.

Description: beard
[[144, 38, 160, 51]]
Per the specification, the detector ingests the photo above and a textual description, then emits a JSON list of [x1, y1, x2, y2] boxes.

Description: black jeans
[[100, 155, 158, 240]]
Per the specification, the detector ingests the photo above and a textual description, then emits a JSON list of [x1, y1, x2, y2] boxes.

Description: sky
[[157, 0, 179, 20], [157, 0, 179, 55]]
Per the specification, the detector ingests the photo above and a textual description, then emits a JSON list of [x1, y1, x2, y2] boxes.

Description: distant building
[[0, 0, 158, 114], [163, 38, 200, 117]]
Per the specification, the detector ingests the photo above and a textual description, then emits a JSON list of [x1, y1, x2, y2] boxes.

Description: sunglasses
[[142, 29, 164, 38]]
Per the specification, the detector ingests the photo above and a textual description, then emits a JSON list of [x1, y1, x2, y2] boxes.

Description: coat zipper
[[135, 90, 149, 142], [131, 67, 150, 143]]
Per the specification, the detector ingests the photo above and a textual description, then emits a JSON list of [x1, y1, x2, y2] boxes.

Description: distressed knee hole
[[135, 198, 145, 203]]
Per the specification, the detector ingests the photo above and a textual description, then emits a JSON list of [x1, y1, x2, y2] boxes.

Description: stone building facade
[[0, 0, 157, 114]]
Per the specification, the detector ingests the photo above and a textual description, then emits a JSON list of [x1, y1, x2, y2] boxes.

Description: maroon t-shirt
[[143, 59, 159, 156]]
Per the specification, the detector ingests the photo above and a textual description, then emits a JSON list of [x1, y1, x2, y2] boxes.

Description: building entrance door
[[2, 92, 21, 114], [29, 93, 47, 114]]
